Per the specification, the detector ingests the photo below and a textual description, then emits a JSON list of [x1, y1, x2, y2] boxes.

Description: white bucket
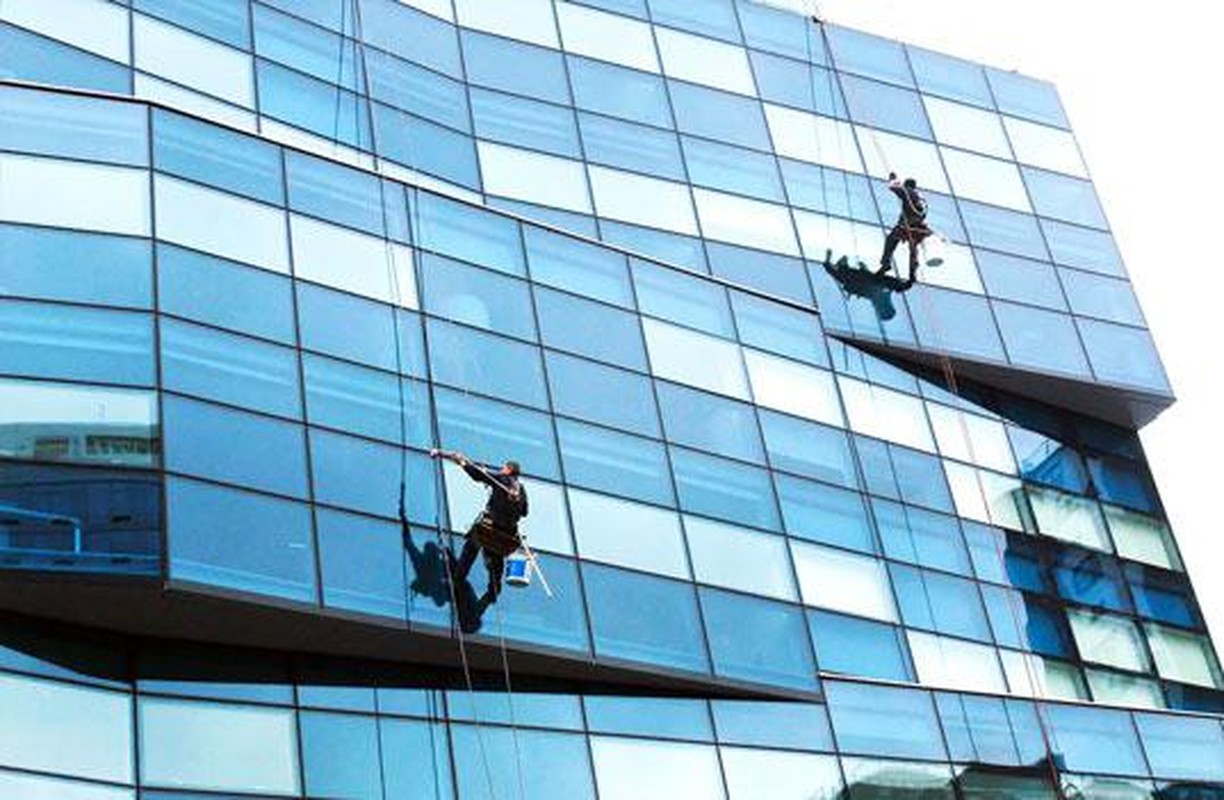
[[505, 551, 531, 588]]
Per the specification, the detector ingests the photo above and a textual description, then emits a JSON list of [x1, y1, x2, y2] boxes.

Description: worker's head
[[502, 460, 521, 477], [903, 178, 917, 190]]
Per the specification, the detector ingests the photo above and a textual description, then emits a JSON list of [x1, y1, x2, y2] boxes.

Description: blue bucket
[[505, 551, 531, 588]]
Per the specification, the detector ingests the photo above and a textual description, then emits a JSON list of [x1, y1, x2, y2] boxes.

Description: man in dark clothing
[[878, 172, 932, 282], [430, 449, 528, 607]]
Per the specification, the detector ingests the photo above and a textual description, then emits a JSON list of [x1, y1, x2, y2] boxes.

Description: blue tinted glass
[[776, 474, 875, 552], [1023, 168, 1108, 229], [729, 291, 826, 364], [657, 382, 764, 463], [485, 554, 591, 653], [958, 200, 1050, 260], [155, 111, 283, 205], [1043, 705, 1146, 774], [825, 681, 946, 759], [2, 86, 146, 165], [826, 26, 913, 86], [976, 249, 1068, 311], [781, 160, 878, 222], [986, 69, 1069, 127], [650, 0, 741, 42], [682, 136, 785, 201], [285, 150, 383, 235], [1, 224, 151, 309], [254, 4, 360, 85], [670, 446, 780, 530], [403, 525, 451, 626], [1078, 319, 1170, 392], [546, 352, 660, 437], [936, 693, 1028, 766], [579, 112, 686, 181], [1126, 565, 1197, 627], [738, 3, 818, 60], [163, 395, 308, 497], [258, 0, 345, 30], [373, 104, 479, 190], [534, 287, 646, 370], [420, 254, 536, 340], [842, 74, 931, 138], [701, 588, 817, 690], [461, 30, 569, 104], [1134, 713, 1224, 782], [361, 0, 461, 76], [257, 60, 372, 150], [993, 300, 1091, 378], [303, 356, 431, 447], [809, 610, 912, 681], [1052, 551, 1129, 612], [874, 500, 971, 575], [0, 24, 129, 93], [300, 712, 381, 800], [962, 522, 1008, 583], [418, 195, 524, 276], [750, 53, 844, 116], [490, 197, 599, 238], [584, 563, 709, 673], [556, 418, 673, 506], [760, 412, 858, 488], [524, 226, 633, 308], [598, 221, 710, 273], [0, 301, 153, 387], [445, 691, 584, 730], [908, 47, 993, 107], [367, 48, 469, 132], [159, 245, 293, 343], [891, 564, 991, 641], [1088, 457, 1157, 512], [297, 283, 396, 370], [310, 429, 405, 518], [1059, 269, 1143, 326], [668, 81, 771, 150], [379, 718, 454, 799], [585, 696, 713, 741], [1040, 219, 1125, 276], [435, 389, 558, 480], [316, 508, 405, 619], [709, 244, 813, 304], [855, 436, 898, 500], [712, 699, 835, 751], [574, 0, 648, 17], [633, 262, 734, 336], [567, 56, 673, 128], [910, 287, 1006, 362], [892, 443, 954, 512], [136, 0, 250, 46], [1019, 597, 1073, 658], [427, 319, 547, 409], [160, 320, 301, 418], [452, 727, 596, 800], [472, 87, 580, 157], [166, 476, 315, 602]]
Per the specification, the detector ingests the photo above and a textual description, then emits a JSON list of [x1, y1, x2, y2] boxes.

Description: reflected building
[[0, 0, 1222, 797]]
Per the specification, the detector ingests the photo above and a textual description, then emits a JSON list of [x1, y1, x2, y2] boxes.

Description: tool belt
[[469, 513, 522, 557]]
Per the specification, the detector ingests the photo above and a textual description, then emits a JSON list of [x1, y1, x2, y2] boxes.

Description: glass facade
[[0, 0, 1220, 795]]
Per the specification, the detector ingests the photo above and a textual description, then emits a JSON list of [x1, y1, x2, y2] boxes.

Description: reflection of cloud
[[0, 380, 154, 425]]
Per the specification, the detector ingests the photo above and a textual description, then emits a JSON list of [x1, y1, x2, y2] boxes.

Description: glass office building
[[0, 0, 1221, 796]]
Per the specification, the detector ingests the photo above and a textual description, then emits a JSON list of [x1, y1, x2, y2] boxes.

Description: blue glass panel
[[545, 352, 660, 437], [435, 389, 559, 480], [360, 0, 462, 77], [1052, 550, 1129, 612], [166, 476, 315, 602], [403, 524, 451, 628], [1023, 168, 1108, 229], [711, 699, 835, 751], [962, 522, 1008, 583], [155, 111, 283, 205], [367, 48, 469, 132], [1134, 713, 1224, 781], [297, 283, 397, 370], [650, 0, 741, 41], [824, 681, 946, 760], [981, 587, 1025, 650], [446, 691, 584, 730], [1126, 565, 1199, 628], [781, 161, 878, 222], [427, 319, 547, 409], [258, 0, 345, 30], [855, 436, 898, 500], [472, 87, 580, 157], [451, 727, 595, 800], [374, 103, 481, 189], [585, 696, 713, 741], [285, 150, 384, 235], [1, 224, 151, 309], [573, 0, 648, 18], [891, 563, 991, 641], [567, 56, 673, 128], [874, 499, 971, 575], [1078, 319, 1170, 392], [420, 254, 536, 341], [1009, 428, 1088, 493], [555, 418, 673, 506], [524, 226, 634, 308], [670, 446, 780, 530], [2, 86, 146, 165], [0, 24, 129, 94], [160, 319, 301, 418], [135, 0, 250, 47], [936, 693, 1027, 766], [750, 52, 844, 115], [907, 46, 994, 108], [461, 30, 569, 104], [700, 588, 817, 690], [256, 59, 372, 150], [760, 412, 858, 489], [316, 508, 406, 619], [958, 200, 1050, 260], [0, 301, 154, 387], [1020, 597, 1073, 658], [737, 2, 818, 60], [490, 198, 598, 239], [309, 429, 403, 517], [418, 195, 524, 276], [809, 610, 912, 682], [993, 300, 1091, 377], [986, 69, 1069, 127], [380, 717, 454, 800], [584, 562, 709, 673], [598, 221, 709, 273], [304, 356, 432, 447], [253, 4, 360, 85], [668, 81, 771, 150], [729, 290, 826, 364], [710, 245, 813, 305], [534, 286, 647, 370], [776, 473, 875, 552], [682, 136, 785, 201], [1059, 269, 1144, 326], [578, 112, 685, 180], [158, 244, 293, 343], [910, 287, 1006, 362], [633, 262, 734, 336], [1040, 219, 1125, 276], [976, 249, 1068, 311], [826, 26, 913, 86], [1042, 704, 1146, 775], [657, 382, 764, 463], [297, 683, 375, 712], [163, 396, 308, 497], [300, 711, 381, 800], [842, 74, 931, 138], [482, 554, 591, 653]]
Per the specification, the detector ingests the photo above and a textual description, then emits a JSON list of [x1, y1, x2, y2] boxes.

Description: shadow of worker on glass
[[400, 503, 494, 635], [822, 248, 915, 322]]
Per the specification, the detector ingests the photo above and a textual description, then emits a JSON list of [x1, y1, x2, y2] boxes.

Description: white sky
[[816, 0, 1224, 646]]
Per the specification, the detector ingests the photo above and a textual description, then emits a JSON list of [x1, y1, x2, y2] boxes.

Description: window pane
[[1067, 609, 1149, 672], [633, 260, 734, 336], [556, 2, 658, 72], [1146, 624, 1223, 689], [154, 174, 287, 273], [2, 153, 150, 237], [1042, 704, 1146, 775], [2, 84, 146, 165], [588, 165, 698, 235], [643, 318, 748, 399], [570, 488, 689, 579], [0, 301, 154, 387], [462, 29, 569, 104], [556, 418, 673, 506], [524, 225, 633, 308], [453, 726, 595, 800], [908, 630, 1005, 693], [655, 26, 755, 95], [670, 81, 769, 149], [435, 389, 559, 480], [478, 140, 592, 214], [701, 588, 817, 690], [824, 681, 947, 760], [686, 515, 796, 601], [670, 446, 781, 530], [158, 245, 294, 343], [1134, 713, 1224, 782], [428, 319, 546, 409], [535, 287, 647, 370], [316, 509, 405, 620], [657, 381, 764, 463], [809, 610, 912, 682], [585, 696, 713, 741], [299, 711, 381, 800], [591, 737, 724, 800], [843, 75, 931, 138], [759, 411, 858, 488], [567, 55, 673, 128], [545, 352, 660, 437], [580, 110, 685, 181], [791, 542, 896, 622], [420, 253, 536, 341], [776, 474, 875, 553], [134, 15, 253, 107], [745, 350, 842, 426], [924, 95, 1009, 157], [418, 194, 524, 276], [841, 757, 955, 798], [941, 147, 1031, 211], [154, 110, 281, 204]]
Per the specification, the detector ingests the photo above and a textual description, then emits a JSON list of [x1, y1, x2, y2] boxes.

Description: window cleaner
[[877, 172, 939, 281]]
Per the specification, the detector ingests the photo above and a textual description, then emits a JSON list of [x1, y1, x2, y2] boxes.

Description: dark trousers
[[881, 223, 930, 272], [454, 536, 505, 602]]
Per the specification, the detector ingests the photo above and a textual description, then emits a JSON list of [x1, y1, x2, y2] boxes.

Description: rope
[[496, 602, 528, 800]]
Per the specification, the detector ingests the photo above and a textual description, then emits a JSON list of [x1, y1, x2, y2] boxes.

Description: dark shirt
[[890, 182, 928, 227], [463, 462, 528, 529]]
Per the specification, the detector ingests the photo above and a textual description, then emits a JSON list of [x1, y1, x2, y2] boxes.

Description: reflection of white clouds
[[0, 379, 154, 424]]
